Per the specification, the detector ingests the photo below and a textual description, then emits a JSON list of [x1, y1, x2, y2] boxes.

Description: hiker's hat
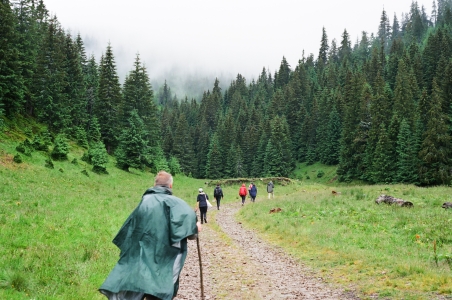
[[199, 188, 203, 193]]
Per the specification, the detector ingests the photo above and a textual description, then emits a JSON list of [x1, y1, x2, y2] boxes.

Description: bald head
[[154, 171, 173, 188]]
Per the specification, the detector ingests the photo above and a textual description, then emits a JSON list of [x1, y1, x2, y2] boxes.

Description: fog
[[43, 0, 432, 98]]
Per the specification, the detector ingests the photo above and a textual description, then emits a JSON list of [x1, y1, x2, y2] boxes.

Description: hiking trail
[[175, 202, 359, 300]]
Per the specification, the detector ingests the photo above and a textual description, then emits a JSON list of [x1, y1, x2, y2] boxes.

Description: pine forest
[[2, 0, 452, 186]]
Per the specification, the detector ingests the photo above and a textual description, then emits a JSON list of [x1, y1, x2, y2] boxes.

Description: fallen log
[[375, 194, 413, 207]]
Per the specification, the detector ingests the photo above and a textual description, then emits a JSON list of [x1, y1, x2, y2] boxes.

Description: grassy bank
[[237, 181, 452, 299], [0, 136, 240, 299]]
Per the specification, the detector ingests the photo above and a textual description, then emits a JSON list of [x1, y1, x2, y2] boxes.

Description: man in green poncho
[[99, 171, 201, 300]]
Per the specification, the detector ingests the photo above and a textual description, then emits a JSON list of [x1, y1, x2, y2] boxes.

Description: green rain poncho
[[99, 186, 198, 300]]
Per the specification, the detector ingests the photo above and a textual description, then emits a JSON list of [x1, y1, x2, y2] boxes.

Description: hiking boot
[[204, 219, 207, 223]]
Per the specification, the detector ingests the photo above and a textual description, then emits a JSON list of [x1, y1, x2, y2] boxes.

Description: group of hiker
[[99, 171, 276, 300]]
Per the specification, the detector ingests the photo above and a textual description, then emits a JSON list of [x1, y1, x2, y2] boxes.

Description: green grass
[[237, 182, 452, 299], [1, 125, 452, 299]]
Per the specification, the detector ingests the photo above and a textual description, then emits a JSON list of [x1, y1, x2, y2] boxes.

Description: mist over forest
[[2, 0, 452, 186]]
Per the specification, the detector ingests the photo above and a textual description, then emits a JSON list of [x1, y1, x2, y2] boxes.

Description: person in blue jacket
[[249, 182, 257, 203]]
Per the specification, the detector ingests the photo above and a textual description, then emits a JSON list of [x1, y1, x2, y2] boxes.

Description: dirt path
[[175, 202, 359, 300]]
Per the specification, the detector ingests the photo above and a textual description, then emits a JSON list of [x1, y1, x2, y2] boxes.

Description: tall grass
[[2, 131, 451, 299], [237, 182, 452, 299]]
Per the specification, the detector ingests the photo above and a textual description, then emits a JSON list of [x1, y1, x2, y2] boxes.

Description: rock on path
[[175, 202, 359, 300]]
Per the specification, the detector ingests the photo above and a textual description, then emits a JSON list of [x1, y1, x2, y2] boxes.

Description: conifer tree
[[324, 104, 341, 165], [396, 118, 419, 183], [206, 133, 222, 179], [418, 79, 451, 185], [318, 27, 329, 65], [63, 33, 86, 132], [370, 123, 393, 183], [34, 16, 69, 131], [96, 43, 122, 153], [0, 0, 25, 116], [115, 110, 149, 171], [264, 116, 294, 177], [172, 113, 195, 176]]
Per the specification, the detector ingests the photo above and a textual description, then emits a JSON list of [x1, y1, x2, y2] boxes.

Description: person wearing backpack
[[213, 184, 223, 210], [239, 183, 248, 206], [249, 183, 257, 203], [197, 188, 209, 224]]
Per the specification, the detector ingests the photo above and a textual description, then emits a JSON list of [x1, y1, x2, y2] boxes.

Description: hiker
[[248, 183, 253, 198], [213, 184, 223, 210], [249, 182, 257, 203], [239, 183, 248, 206], [267, 180, 274, 199], [99, 171, 201, 300], [197, 188, 209, 224]]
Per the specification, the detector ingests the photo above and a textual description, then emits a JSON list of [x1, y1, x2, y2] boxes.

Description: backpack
[[214, 187, 222, 197]]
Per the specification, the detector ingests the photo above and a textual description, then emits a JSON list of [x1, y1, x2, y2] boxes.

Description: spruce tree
[[418, 79, 451, 185], [115, 110, 149, 171], [206, 133, 222, 179], [371, 124, 393, 183], [0, 0, 25, 116], [96, 43, 122, 153]]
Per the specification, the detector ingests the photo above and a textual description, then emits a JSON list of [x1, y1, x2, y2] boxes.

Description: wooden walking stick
[[196, 234, 205, 300]]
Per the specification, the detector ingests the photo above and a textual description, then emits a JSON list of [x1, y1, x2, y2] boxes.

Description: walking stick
[[196, 235, 205, 300]]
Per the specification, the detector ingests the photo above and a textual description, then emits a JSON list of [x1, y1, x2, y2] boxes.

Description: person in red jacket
[[239, 183, 248, 206]]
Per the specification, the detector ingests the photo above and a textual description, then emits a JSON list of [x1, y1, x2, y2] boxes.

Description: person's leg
[[268, 192, 271, 199], [200, 207, 207, 223], [241, 196, 245, 205], [216, 197, 220, 209]]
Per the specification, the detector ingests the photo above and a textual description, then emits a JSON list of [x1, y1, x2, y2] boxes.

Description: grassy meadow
[[1, 130, 452, 299], [237, 166, 452, 299]]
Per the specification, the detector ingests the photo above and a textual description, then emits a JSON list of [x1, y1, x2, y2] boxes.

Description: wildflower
[[415, 234, 420, 240]]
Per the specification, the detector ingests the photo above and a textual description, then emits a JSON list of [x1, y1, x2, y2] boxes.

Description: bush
[[317, 170, 325, 178], [13, 154, 23, 163], [32, 134, 49, 152], [45, 158, 54, 169], [16, 140, 33, 157]]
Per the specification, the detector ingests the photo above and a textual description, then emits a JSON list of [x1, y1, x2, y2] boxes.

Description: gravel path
[[175, 202, 359, 300]]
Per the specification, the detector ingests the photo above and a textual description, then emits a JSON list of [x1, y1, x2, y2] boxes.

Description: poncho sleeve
[[168, 200, 198, 245]]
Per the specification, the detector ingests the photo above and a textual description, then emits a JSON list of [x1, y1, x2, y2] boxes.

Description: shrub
[[317, 170, 325, 178], [45, 158, 54, 169], [13, 153, 22, 163], [16, 140, 33, 157], [51, 134, 69, 160]]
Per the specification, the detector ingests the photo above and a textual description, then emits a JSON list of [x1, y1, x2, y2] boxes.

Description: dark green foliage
[[206, 133, 222, 179], [115, 110, 149, 171], [13, 153, 22, 163], [96, 43, 122, 153], [45, 157, 54, 169], [51, 134, 69, 160], [317, 170, 325, 178], [168, 156, 181, 176], [2, 1, 452, 186], [16, 139, 32, 156], [81, 169, 89, 177], [0, 1, 25, 117], [71, 158, 78, 165]]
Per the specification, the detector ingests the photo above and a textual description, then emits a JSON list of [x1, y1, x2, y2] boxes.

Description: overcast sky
[[43, 0, 432, 88]]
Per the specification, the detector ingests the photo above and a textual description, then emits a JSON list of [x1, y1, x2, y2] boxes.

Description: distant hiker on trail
[[239, 183, 248, 206], [250, 183, 257, 203], [99, 171, 201, 300], [197, 188, 209, 224], [213, 184, 223, 210], [267, 181, 274, 199], [248, 183, 253, 198]]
